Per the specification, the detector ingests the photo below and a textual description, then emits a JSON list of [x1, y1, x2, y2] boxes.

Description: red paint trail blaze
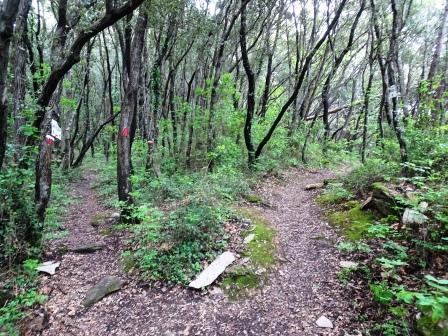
[[121, 127, 129, 137], [45, 135, 55, 145]]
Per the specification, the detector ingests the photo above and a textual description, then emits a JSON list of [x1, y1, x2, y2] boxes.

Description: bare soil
[[33, 168, 359, 336]]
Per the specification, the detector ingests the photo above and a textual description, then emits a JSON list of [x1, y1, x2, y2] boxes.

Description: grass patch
[[244, 194, 263, 204]]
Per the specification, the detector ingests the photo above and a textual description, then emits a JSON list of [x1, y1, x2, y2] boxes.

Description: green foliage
[[344, 158, 399, 193], [0, 164, 39, 265], [316, 183, 354, 205], [131, 198, 228, 284], [336, 241, 372, 253], [0, 259, 47, 336]]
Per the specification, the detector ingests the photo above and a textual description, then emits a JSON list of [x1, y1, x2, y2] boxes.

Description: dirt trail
[[36, 169, 357, 336]]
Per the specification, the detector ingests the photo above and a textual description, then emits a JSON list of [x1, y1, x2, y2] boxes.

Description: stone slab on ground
[[82, 275, 123, 307], [37, 261, 60, 275], [189, 251, 236, 289]]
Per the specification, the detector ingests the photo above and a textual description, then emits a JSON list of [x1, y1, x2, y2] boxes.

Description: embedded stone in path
[[189, 251, 235, 289], [340, 260, 358, 268], [82, 275, 123, 307], [70, 243, 106, 253], [304, 182, 325, 190], [36, 261, 60, 275], [316, 315, 333, 328]]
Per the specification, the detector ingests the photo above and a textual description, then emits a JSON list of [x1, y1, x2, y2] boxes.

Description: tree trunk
[[117, 11, 148, 212], [0, 0, 20, 169], [240, 0, 256, 166]]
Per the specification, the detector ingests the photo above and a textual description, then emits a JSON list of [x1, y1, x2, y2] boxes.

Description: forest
[[0, 0, 447, 335]]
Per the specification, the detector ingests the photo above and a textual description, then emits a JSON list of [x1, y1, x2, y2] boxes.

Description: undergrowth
[[320, 125, 448, 335]]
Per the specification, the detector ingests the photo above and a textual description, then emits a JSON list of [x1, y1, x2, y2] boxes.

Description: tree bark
[[239, 0, 256, 166], [0, 0, 20, 169], [117, 11, 148, 212]]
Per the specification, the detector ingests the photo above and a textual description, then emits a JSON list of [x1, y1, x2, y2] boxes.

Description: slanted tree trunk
[[322, 0, 365, 153], [254, 0, 348, 160]]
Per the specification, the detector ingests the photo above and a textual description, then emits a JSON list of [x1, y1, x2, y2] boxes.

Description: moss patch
[[221, 266, 260, 300], [327, 202, 374, 240], [244, 194, 264, 204], [220, 208, 276, 300], [90, 213, 108, 228]]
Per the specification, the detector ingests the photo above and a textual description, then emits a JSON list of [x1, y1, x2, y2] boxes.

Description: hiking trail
[[36, 168, 357, 336]]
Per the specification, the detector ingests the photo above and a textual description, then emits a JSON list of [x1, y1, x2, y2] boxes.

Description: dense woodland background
[[0, 0, 447, 334]]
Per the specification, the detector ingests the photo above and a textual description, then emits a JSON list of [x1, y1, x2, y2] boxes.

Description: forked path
[[37, 169, 357, 336]]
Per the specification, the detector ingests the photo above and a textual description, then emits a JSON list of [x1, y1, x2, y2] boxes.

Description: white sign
[[51, 119, 62, 140]]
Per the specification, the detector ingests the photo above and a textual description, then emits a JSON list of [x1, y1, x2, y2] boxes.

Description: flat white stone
[[37, 261, 60, 275], [244, 233, 255, 244], [189, 251, 235, 289], [316, 315, 333, 328], [340, 261, 358, 268]]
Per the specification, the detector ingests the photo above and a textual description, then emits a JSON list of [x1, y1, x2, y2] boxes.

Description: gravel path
[[36, 168, 357, 336]]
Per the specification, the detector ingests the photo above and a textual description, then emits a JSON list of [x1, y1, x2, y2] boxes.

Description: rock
[[402, 208, 428, 226], [36, 261, 60, 275], [305, 182, 325, 190], [363, 183, 400, 216], [82, 275, 123, 307], [244, 233, 255, 244], [419, 202, 429, 212], [189, 251, 235, 289], [360, 195, 373, 210], [70, 243, 106, 253], [340, 261, 358, 268], [316, 315, 333, 328], [110, 212, 120, 218]]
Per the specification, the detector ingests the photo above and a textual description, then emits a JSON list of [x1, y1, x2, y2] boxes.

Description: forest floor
[[30, 168, 360, 336]]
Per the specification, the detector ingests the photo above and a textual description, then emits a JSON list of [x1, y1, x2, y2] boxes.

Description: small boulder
[[402, 208, 428, 226], [364, 183, 400, 216], [305, 182, 325, 190], [82, 275, 123, 307], [316, 315, 333, 328]]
